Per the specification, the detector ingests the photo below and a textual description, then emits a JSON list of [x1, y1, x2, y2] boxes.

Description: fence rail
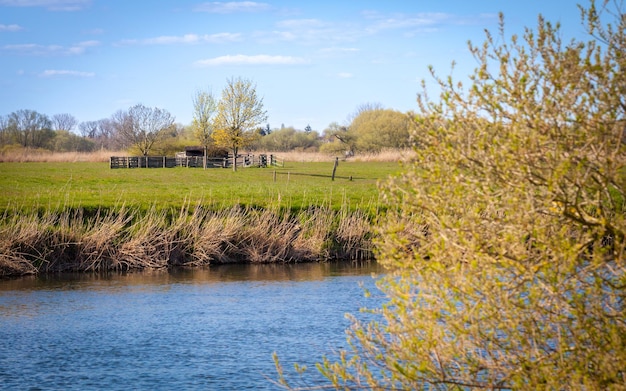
[[269, 154, 284, 167], [110, 154, 282, 169]]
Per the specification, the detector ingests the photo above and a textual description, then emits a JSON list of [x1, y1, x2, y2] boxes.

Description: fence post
[[331, 157, 339, 181]]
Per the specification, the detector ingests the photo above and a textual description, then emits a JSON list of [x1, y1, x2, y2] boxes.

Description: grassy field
[[0, 159, 405, 275], [0, 160, 403, 214]]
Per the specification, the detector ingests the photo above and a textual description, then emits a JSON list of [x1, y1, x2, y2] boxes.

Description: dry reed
[[0, 202, 377, 277], [335, 209, 373, 260], [345, 148, 416, 163], [257, 148, 415, 163], [74, 208, 131, 271], [0, 149, 117, 163], [0, 148, 414, 163], [293, 206, 336, 260]]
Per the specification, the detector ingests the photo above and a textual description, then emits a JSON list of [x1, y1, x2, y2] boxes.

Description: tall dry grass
[[345, 148, 416, 162], [0, 203, 375, 277], [0, 148, 415, 163], [0, 149, 118, 162], [258, 148, 416, 163]]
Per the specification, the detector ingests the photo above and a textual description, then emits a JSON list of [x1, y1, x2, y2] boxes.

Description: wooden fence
[[269, 154, 284, 167], [110, 154, 283, 169]]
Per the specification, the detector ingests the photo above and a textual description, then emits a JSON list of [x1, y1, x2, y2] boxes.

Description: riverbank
[[0, 204, 374, 277]]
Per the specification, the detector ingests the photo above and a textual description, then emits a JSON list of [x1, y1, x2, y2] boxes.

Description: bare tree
[[7, 109, 53, 148], [97, 118, 115, 140], [0, 114, 8, 145], [78, 121, 99, 138], [111, 104, 175, 156], [347, 102, 384, 123], [51, 113, 78, 132]]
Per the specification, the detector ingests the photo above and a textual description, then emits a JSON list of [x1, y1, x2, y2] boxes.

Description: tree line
[[0, 77, 415, 166]]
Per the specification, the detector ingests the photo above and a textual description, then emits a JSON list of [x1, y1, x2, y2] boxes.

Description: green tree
[[257, 126, 320, 151], [52, 129, 95, 152], [321, 103, 412, 156], [213, 77, 267, 171], [191, 88, 217, 168], [350, 107, 411, 152], [320, 122, 356, 156], [112, 104, 175, 156], [151, 123, 191, 156], [277, 1, 626, 389]]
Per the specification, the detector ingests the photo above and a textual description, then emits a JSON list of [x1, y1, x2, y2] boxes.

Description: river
[[0, 262, 384, 390]]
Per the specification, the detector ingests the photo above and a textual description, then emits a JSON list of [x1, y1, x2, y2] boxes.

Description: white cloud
[[361, 10, 494, 35], [0, 0, 91, 11], [253, 28, 355, 46], [193, 1, 269, 14], [319, 47, 360, 54], [67, 39, 98, 53], [252, 30, 297, 43], [0, 23, 22, 31], [39, 69, 95, 77], [194, 54, 308, 66], [253, 18, 360, 46], [3, 43, 44, 52], [2, 40, 98, 55], [364, 12, 452, 34], [276, 19, 325, 29], [83, 28, 104, 35], [119, 33, 241, 46], [337, 72, 353, 79]]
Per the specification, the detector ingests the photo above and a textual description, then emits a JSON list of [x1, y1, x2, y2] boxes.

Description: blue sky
[[1, 0, 585, 132]]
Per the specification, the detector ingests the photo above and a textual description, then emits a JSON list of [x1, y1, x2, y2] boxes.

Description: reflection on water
[[0, 262, 383, 390], [0, 261, 382, 292]]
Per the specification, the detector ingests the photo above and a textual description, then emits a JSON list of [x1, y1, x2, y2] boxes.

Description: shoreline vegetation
[[0, 203, 374, 277], [0, 150, 406, 278]]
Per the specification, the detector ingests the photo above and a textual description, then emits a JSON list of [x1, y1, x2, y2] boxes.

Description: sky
[[0, 0, 587, 132]]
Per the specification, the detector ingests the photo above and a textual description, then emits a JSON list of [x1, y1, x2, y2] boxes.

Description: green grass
[[0, 161, 402, 214]]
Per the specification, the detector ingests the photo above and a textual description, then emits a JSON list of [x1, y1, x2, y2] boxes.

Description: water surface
[[0, 262, 383, 390]]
